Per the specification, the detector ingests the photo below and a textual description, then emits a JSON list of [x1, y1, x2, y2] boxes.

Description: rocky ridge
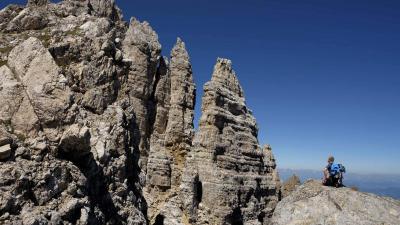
[[2, 1, 398, 225], [271, 180, 400, 225], [0, 1, 279, 224]]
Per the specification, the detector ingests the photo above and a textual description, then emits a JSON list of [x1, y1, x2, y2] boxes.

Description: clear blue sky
[[2, 0, 400, 174]]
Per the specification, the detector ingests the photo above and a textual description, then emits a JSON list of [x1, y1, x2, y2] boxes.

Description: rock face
[[27, 0, 49, 7], [144, 38, 196, 224], [180, 59, 280, 225], [271, 180, 400, 225], [0, 1, 279, 225]]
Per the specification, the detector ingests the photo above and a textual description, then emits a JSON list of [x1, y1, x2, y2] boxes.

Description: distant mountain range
[[278, 168, 400, 199]]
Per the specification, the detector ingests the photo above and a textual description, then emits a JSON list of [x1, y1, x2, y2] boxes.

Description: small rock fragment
[[0, 144, 12, 160]]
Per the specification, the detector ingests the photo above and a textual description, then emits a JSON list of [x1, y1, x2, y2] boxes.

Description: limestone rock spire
[[145, 37, 196, 224], [210, 57, 243, 97], [182, 58, 280, 224], [165, 37, 196, 144], [88, 0, 122, 20], [170, 37, 190, 64], [121, 17, 162, 168]]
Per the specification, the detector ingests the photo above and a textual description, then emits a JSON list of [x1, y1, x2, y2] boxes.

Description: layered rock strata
[[0, 1, 279, 225], [180, 59, 281, 225], [144, 38, 196, 224]]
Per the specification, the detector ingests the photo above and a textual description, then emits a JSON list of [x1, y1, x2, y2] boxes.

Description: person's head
[[328, 156, 335, 163]]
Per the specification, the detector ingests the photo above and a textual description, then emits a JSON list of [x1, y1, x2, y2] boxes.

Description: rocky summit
[[0, 1, 399, 225], [271, 180, 400, 225]]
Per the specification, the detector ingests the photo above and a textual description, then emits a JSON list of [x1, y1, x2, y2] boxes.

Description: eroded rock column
[[145, 38, 196, 224], [182, 58, 280, 225], [121, 17, 162, 170]]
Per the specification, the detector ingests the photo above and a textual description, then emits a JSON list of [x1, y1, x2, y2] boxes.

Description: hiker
[[322, 156, 346, 187]]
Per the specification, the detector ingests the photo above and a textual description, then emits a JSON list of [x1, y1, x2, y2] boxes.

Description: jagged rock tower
[[144, 38, 196, 224], [0, 1, 279, 225], [180, 59, 280, 225]]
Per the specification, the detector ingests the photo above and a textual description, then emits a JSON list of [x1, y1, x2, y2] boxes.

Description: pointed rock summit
[[166, 38, 196, 144], [210, 58, 244, 98], [181, 58, 280, 225], [27, 0, 49, 7], [145, 37, 196, 224]]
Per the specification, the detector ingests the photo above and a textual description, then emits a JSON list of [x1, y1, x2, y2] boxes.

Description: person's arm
[[324, 165, 330, 178]]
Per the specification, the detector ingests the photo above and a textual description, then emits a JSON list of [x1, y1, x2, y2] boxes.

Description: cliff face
[[0, 1, 279, 225]]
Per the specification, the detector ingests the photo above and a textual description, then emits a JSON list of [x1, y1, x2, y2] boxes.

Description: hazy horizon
[[1, 0, 399, 174], [278, 167, 400, 176]]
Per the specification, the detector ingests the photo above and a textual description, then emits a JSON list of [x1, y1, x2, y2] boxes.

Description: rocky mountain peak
[[210, 57, 244, 98], [124, 17, 161, 54], [88, 0, 122, 20], [27, 0, 49, 7], [171, 37, 190, 64]]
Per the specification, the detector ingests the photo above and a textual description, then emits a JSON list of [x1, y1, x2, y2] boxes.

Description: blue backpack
[[330, 163, 346, 176]]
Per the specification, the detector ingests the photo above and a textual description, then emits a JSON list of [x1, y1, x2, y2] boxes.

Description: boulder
[[0, 144, 12, 160], [8, 37, 72, 127], [0, 65, 40, 139]]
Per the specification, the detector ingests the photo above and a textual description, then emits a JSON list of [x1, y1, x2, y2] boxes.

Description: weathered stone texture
[[8, 37, 72, 128], [144, 38, 196, 224], [271, 180, 400, 225], [181, 58, 280, 225], [121, 17, 162, 170], [1, 1, 397, 225], [27, 0, 49, 7], [0, 1, 281, 225]]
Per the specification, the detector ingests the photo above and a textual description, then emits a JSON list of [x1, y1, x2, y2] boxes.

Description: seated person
[[323, 156, 345, 187]]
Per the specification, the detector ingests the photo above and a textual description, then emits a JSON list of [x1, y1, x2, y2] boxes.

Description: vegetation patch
[[0, 60, 7, 67], [0, 46, 13, 55], [66, 26, 81, 36], [350, 186, 359, 191], [38, 32, 52, 47]]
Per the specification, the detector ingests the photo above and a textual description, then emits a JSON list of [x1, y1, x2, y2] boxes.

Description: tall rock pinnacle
[[145, 38, 196, 224], [121, 17, 162, 169], [166, 37, 196, 144], [211, 58, 243, 97], [181, 58, 280, 225]]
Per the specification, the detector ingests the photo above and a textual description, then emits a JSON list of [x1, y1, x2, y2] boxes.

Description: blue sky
[[2, 0, 400, 174]]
